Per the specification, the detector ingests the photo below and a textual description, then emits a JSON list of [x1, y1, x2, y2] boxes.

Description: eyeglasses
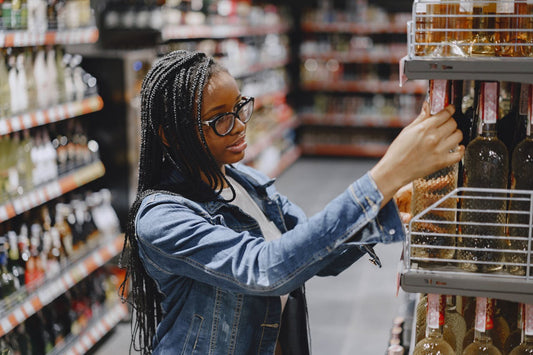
[[201, 96, 255, 136]]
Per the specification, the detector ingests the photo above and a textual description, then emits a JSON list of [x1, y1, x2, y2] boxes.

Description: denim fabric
[[135, 163, 405, 354]]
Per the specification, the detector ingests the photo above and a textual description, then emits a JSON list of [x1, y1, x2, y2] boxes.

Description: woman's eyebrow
[[203, 94, 242, 118]]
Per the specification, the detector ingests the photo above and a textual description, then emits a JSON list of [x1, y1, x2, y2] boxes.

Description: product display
[[413, 294, 455, 355]]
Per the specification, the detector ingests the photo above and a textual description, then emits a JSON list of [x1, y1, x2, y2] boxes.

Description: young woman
[[119, 50, 464, 355]]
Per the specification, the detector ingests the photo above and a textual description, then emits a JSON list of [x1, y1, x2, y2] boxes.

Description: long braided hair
[[119, 50, 232, 354]]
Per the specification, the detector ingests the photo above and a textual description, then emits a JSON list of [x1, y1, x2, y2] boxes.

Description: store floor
[[91, 156, 407, 355]]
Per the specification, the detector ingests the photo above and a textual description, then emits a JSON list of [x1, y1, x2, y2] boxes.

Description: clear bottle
[[463, 297, 503, 355], [0, 49, 12, 118], [507, 84, 533, 276], [509, 304, 533, 354], [411, 80, 458, 266], [445, 295, 467, 354], [458, 81, 508, 273], [414, 294, 455, 355], [497, 83, 526, 160]]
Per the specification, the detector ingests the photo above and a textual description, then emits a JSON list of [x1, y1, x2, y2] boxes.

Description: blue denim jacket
[[135, 163, 404, 354]]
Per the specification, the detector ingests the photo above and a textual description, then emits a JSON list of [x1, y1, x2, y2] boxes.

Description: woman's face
[[200, 71, 248, 168]]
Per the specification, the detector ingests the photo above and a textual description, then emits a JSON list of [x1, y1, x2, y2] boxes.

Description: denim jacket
[[135, 163, 405, 354]]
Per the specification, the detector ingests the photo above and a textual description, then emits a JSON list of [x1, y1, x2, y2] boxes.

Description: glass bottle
[[414, 1, 429, 56], [414, 294, 455, 355], [509, 304, 533, 354], [453, 80, 472, 148], [496, 0, 531, 57], [458, 81, 508, 273], [0, 236, 17, 300], [445, 295, 467, 354], [470, 1, 497, 56], [504, 303, 523, 355], [411, 80, 458, 266], [497, 83, 526, 159], [456, 0, 474, 54], [507, 84, 533, 276], [0, 49, 11, 118], [463, 297, 503, 355]]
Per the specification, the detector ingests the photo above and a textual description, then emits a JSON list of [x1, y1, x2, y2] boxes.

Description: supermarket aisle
[[92, 156, 405, 355]]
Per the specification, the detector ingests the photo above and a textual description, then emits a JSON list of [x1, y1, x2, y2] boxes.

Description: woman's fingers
[[440, 129, 463, 153]]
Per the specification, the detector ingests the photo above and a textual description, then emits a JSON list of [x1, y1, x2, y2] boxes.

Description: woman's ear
[[158, 125, 170, 147]]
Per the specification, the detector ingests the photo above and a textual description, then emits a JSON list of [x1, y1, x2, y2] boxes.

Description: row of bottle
[[166, 34, 289, 78], [411, 80, 533, 275], [0, 46, 98, 118], [0, 121, 100, 202], [102, 0, 286, 30], [1, 0, 92, 31], [0, 265, 123, 355], [411, 294, 533, 355], [414, 0, 533, 58], [301, 93, 423, 126], [300, 34, 407, 58], [301, 59, 401, 84], [0, 188, 120, 302]]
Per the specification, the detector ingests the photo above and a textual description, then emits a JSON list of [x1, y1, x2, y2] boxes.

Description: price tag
[[35, 110, 46, 125], [0, 119, 9, 135], [10, 116, 22, 132], [22, 114, 32, 128]]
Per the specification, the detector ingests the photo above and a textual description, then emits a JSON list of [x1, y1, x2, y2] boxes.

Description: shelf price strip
[[0, 95, 104, 136], [0, 160, 105, 223], [162, 23, 290, 40], [1, 27, 99, 47], [0, 234, 124, 337]]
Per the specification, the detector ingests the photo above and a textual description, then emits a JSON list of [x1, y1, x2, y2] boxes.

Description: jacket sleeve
[[135, 172, 404, 297]]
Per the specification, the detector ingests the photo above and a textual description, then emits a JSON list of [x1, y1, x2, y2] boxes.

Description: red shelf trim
[[299, 113, 407, 128], [0, 27, 99, 48], [254, 89, 289, 110], [301, 80, 427, 94], [0, 234, 124, 337], [301, 21, 406, 34], [0, 160, 105, 223], [0, 95, 104, 136], [300, 51, 406, 64], [162, 23, 291, 40]]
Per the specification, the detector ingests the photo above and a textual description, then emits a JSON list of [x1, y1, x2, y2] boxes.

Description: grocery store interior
[[1, 0, 533, 354]]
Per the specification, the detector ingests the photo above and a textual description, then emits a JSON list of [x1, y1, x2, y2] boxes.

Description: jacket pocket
[[181, 314, 204, 355]]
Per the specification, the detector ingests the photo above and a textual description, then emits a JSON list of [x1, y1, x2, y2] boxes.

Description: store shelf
[[0, 160, 105, 223], [301, 21, 406, 34], [50, 301, 128, 355], [0, 27, 99, 48], [301, 50, 406, 64], [300, 142, 388, 157], [0, 234, 124, 337], [402, 57, 533, 85], [161, 23, 291, 40], [0, 95, 104, 136], [254, 89, 289, 110], [299, 113, 408, 128], [243, 114, 299, 164], [232, 58, 290, 79], [301, 80, 427, 94], [268, 145, 301, 178]]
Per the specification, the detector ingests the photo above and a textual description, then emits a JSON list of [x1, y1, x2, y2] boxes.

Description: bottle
[[410, 80, 458, 266], [493, 300, 512, 352], [458, 81, 508, 273], [497, 83, 526, 159], [6, 230, 23, 290], [452, 80, 472, 148], [504, 303, 523, 355], [0, 236, 17, 300], [414, 1, 429, 56], [413, 294, 455, 355], [470, 1, 497, 56], [496, 0, 531, 57], [507, 84, 533, 276], [445, 296, 467, 354], [509, 304, 533, 354], [455, 0, 474, 53], [463, 297, 503, 355], [416, 294, 457, 351], [0, 50, 11, 118]]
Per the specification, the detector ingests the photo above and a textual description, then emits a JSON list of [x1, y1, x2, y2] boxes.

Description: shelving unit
[[298, 5, 425, 158], [161, 23, 290, 41], [0, 27, 99, 47]]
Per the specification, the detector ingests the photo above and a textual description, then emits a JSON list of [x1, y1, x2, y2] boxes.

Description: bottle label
[[520, 83, 529, 116], [497, 2, 514, 13], [475, 297, 495, 332], [416, 3, 427, 13], [427, 294, 445, 328], [525, 304, 533, 336], [460, 0, 474, 13], [430, 80, 449, 115], [482, 82, 498, 124]]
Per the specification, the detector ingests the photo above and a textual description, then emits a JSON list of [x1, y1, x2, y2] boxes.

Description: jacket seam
[[228, 293, 243, 355]]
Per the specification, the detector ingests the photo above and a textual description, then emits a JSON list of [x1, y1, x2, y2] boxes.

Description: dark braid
[[119, 50, 233, 354]]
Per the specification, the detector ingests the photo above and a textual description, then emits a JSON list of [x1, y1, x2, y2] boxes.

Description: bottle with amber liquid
[[507, 84, 533, 276], [411, 80, 458, 266], [414, 294, 455, 355], [496, 0, 531, 57], [463, 297, 503, 355], [445, 295, 467, 354], [458, 81, 508, 273], [509, 304, 533, 354], [470, 1, 497, 56]]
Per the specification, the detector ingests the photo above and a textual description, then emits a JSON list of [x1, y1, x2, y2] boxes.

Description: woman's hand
[[394, 183, 413, 223], [371, 102, 465, 207]]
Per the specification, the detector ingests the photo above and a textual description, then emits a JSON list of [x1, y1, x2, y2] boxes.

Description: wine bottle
[[458, 81, 508, 273], [496, 0, 531, 57], [452, 80, 471, 148], [504, 303, 523, 355], [509, 304, 533, 354], [507, 84, 533, 276], [470, 1, 497, 56], [411, 80, 458, 266], [0, 236, 17, 300], [497, 83, 526, 160], [463, 297, 503, 355], [445, 295, 467, 355], [414, 294, 455, 355]]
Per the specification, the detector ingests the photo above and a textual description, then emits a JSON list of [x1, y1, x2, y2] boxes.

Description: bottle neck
[[474, 329, 494, 344], [426, 326, 445, 339], [481, 123, 497, 137]]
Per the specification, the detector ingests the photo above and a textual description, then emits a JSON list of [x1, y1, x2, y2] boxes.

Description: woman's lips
[[226, 136, 247, 153]]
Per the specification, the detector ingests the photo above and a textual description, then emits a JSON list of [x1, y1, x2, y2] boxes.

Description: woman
[[119, 50, 464, 354]]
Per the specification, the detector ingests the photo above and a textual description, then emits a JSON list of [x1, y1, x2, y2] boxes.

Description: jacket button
[[389, 229, 396, 235]]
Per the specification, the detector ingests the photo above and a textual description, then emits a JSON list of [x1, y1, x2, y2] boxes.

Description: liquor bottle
[[55, 203, 74, 258], [414, 1, 429, 56], [497, 83, 526, 159], [504, 303, 523, 355], [413, 294, 455, 355], [410, 80, 458, 266], [0, 236, 17, 300], [507, 84, 533, 276], [463, 297, 503, 355], [509, 304, 533, 354], [496, 0, 531, 57], [470, 1, 497, 56], [458, 81, 508, 273], [0, 50, 11, 118], [455, 0, 474, 53], [6, 230, 23, 289], [493, 300, 512, 352], [23, 49, 36, 111], [416, 294, 457, 351], [452, 80, 472, 148], [445, 296, 467, 354]]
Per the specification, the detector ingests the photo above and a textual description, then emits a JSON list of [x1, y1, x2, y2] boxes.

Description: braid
[[119, 50, 233, 354]]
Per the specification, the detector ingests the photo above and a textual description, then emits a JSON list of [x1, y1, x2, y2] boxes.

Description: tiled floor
[[92, 156, 409, 355]]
